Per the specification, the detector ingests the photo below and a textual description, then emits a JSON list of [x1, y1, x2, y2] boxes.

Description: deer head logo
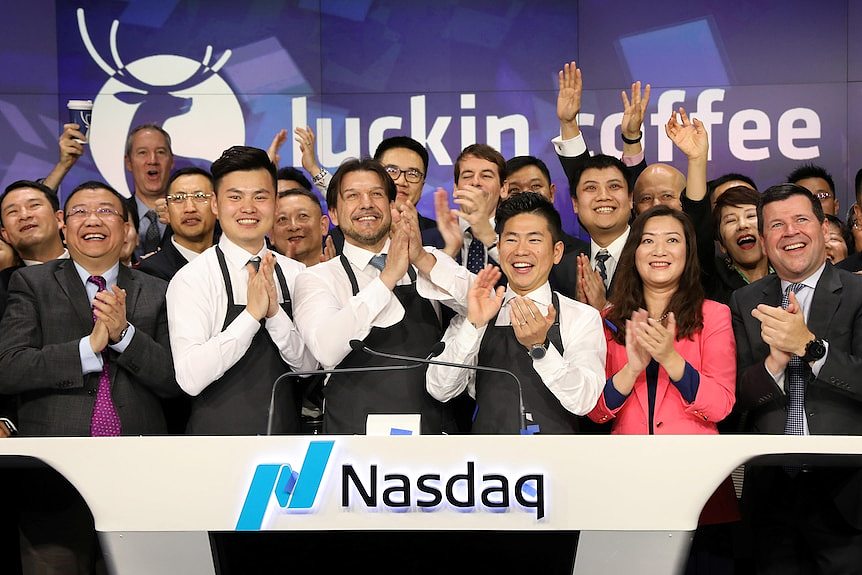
[[77, 8, 245, 197]]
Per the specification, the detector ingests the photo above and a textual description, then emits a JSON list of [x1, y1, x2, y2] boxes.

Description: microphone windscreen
[[429, 341, 446, 358], [349, 339, 365, 352]]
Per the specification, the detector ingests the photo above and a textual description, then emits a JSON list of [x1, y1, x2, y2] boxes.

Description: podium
[[2, 434, 862, 574]]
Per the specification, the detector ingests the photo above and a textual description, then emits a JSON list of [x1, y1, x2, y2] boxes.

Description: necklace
[[650, 312, 669, 322]]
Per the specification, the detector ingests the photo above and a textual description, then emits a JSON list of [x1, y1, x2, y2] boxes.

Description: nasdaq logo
[[236, 441, 335, 531]]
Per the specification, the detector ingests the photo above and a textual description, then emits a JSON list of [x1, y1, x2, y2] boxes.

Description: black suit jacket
[[137, 240, 190, 281], [549, 232, 589, 300], [730, 263, 862, 527], [0, 259, 177, 436]]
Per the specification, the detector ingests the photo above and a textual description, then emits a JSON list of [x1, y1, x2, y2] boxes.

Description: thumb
[[666, 311, 677, 334], [545, 303, 557, 325], [787, 291, 801, 314]]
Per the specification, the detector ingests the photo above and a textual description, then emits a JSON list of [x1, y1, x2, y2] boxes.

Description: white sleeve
[[425, 314, 485, 402]]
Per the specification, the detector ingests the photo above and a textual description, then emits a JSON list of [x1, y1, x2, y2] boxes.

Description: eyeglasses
[[508, 184, 547, 195], [166, 192, 213, 204], [384, 165, 424, 184], [815, 191, 833, 201], [66, 207, 123, 220]]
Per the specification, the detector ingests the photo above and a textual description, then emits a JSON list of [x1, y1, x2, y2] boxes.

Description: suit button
[[600, 416, 608, 422], [87, 389, 95, 396]]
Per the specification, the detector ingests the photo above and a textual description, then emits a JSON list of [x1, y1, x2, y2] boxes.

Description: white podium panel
[[1, 435, 861, 574]]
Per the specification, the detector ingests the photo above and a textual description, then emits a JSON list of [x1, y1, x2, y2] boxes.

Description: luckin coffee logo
[[236, 441, 335, 531], [76, 8, 246, 197]]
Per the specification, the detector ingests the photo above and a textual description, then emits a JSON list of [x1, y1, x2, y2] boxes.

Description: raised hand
[[467, 265, 505, 329], [379, 217, 411, 290], [434, 188, 463, 258], [320, 235, 336, 263], [294, 126, 323, 176], [510, 297, 556, 350], [267, 128, 288, 167], [665, 107, 708, 161], [576, 254, 607, 311], [557, 61, 583, 139], [620, 81, 651, 141]]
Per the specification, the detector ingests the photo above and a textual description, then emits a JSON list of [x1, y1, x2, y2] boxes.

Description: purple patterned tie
[[88, 275, 121, 437]]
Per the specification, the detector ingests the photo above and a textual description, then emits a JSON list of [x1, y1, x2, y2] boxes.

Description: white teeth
[[357, 216, 376, 221], [650, 262, 669, 268], [237, 219, 257, 224], [512, 263, 531, 268], [595, 207, 614, 213], [784, 243, 805, 251], [83, 234, 105, 240]]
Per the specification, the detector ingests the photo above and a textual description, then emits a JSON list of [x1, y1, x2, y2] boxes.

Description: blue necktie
[[369, 253, 387, 271], [466, 230, 485, 274]]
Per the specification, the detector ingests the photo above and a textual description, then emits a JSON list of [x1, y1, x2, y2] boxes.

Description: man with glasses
[[788, 163, 840, 217], [0, 180, 176, 571], [139, 167, 217, 281]]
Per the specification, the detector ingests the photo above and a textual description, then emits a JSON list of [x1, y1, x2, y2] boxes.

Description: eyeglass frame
[[166, 192, 213, 204], [383, 164, 425, 184], [65, 206, 124, 221]]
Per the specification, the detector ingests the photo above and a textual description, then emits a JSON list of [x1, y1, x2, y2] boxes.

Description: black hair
[[276, 167, 313, 192], [707, 172, 758, 200], [567, 154, 630, 198], [454, 144, 506, 185], [505, 156, 552, 187], [211, 146, 277, 193], [167, 166, 213, 191], [757, 183, 824, 235], [495, 191, 563, 244], [787, 164, 835, 196], [278, 187, 324, 214], [374, 136, 429, 174], [64, 181, 130, 222], [326, 158, 397, 211], [711, 185, 762, 244], [1, 179, 61, 214]]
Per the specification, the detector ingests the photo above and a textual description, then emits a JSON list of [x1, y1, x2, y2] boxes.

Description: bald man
[[632, 163, 685, 214]]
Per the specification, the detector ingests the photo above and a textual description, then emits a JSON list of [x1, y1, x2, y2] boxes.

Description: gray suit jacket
[[0, 259, 177, 436], [730, 263, 862, 527]]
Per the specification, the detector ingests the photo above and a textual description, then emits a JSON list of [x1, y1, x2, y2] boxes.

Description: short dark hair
[[495, 192, 563, 243], [854, 168, 862, 202], [326, 158, 397, 211], [276, 167, 312, 192], [167, 166, 213, 192], [454, 144, 506, 185], [64, 181, 130, 222], [757, 183, 825, 235], [567, 154, 630, 198], [211, 146, 277, 194], [712, 185, 762, 244], [707, 172, 758, 200], [505, 156, 552, 187], [1, 179, 61, 215], [278, 187, 324, 214], [125, 124, 173, 158], [374, 136, 429, 174], [787, 163, 835, 196], [825, 213, 845, 234]]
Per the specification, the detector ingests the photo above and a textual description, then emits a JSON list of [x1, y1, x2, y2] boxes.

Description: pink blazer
[[589, 300, 736, 435]]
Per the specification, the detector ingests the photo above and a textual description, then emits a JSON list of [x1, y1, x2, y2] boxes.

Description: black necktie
[[143, 210, 161, 254], [466, 229, 486, 274], [594, 249, 610, 288], [247, 256, 261, 272], [782, 283, 805, 436]]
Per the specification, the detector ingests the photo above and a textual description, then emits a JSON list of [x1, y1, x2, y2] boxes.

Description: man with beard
[[293, 158, 468, 434]]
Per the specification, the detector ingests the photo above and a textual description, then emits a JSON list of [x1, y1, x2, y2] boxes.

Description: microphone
[[348, 339, 527, 433]]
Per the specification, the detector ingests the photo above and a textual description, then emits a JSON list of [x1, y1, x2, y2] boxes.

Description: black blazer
[[730, 264, 862, 527], [0, 259, 178, 436], [137, 240, 190, 282]]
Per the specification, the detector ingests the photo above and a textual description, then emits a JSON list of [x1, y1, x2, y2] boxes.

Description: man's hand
[[267, 129, 288, 167], [665, 107, 708, 162], [467, 265, 505, 329], [620, 81, 651, 153], [294, 126, 322, 177], [453, 185, 496, 245], [320, 235, 336, 263], [556, 61, 583, 140], [434, 188, 463, 258], [576, 254, 607, 311], [59, 123, 86, 167], [397, 201, 436, 273], [93, 285, 128, 343], [155, 197, 169, 225], [379, 215, 411, 290], [257, 252, 281, 319], [89, 319, 110, 355], [510, 297, 556, 350], [752, 291, 814, 357], [246, 259, 271, 321]]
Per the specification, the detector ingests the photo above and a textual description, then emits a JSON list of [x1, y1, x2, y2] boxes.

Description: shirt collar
[[23, 248, 69, 266], [502, 282, 552, 308], [73, 260, 120, 287], [218, 234, 269, 270], [171, 236, 202, 263], [342, 237, 391, 271], [780, 261, 826, 293], [591, 226, 630, 262]]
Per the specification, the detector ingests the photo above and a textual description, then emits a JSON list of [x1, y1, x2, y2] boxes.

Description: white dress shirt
[[166, 235, 316, 396], [590, 227, 630, 287], [171, 237, 203, 263], [426, 282, 606, 416], [293, 239, 470, 369]]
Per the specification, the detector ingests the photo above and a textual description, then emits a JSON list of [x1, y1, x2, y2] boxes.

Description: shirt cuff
[[551, 133, 587, 157], [622, 150, 645, 166], [108, 324, 136, 354], [603, 377, 628, 411], [79, 337, 103, 375], [766, 360, 786, 392], [670, 361, 700, 404]]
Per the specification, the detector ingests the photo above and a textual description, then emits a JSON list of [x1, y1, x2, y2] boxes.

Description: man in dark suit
[[730, 184, 862, 574], [0, 180, 176, 572], [138, 167, 217, 281]]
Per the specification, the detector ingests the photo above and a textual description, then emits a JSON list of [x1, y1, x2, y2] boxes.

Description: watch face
[[529, 345, 546, 360]]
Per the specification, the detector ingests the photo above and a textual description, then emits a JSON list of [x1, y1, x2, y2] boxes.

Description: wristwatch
[[528, 342, 547, 360], [111, 323, 130, 345], [800, 338, 826, 363]]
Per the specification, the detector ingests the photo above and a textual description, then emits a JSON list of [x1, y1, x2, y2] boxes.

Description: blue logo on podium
[[236, 441, 335, 530]]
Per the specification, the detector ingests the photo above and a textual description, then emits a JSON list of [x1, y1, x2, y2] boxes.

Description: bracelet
[[621, 131, 642, 145], [312, 169, 330, 185]]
